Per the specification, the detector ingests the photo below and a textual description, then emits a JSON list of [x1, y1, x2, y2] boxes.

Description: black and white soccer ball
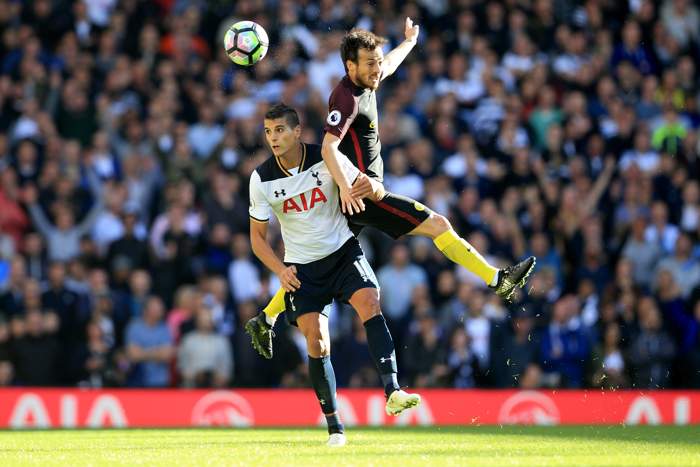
[[223, 21, 269, 66]]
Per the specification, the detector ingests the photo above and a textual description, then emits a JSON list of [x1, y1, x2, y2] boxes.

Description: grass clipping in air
[[0, 426, 699, 466]]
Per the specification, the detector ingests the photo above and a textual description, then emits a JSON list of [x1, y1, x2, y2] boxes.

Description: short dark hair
[[340, 29, 388, 71], [264, 103, 300, 128]]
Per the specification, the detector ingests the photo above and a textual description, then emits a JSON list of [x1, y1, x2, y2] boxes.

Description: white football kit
[[249, 143, 360, 264]]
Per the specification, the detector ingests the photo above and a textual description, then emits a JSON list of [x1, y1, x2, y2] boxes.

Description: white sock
[[489, 271, 500, 287], [264, 313, 277, 327]]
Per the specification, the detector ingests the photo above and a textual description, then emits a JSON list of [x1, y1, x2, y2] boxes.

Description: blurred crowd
[[0, 0, 699, 391]]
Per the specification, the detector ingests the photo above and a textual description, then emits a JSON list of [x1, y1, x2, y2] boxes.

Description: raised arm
[[76, 169, 105, 236], [23, 185, 54, 237], [381, 17, 419, 80]]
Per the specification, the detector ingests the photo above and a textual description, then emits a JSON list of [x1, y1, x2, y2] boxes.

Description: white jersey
[[249, 143, 360, 264]]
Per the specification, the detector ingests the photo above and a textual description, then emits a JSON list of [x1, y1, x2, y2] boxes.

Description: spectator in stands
[[177, 306, 232, 388], [655, 233, 700, 298], [228, 233, 260, 305], [378, 243, 428, 334], [11, 309, 60, 386], [622, 216, 662, 289], [24, 175, 103, 262], [490, 306, 540, 388], [124, 296, 174, 388], [592, 322, 628, 389], [539, 295, 591, 388], [628, 296, 676, 388], [443, 326, 476, 388], [0, 256, 27, 315]]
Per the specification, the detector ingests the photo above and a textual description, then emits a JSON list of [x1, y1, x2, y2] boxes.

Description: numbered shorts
[[346, 191, 431, 239], [284, 237, 378, 326]]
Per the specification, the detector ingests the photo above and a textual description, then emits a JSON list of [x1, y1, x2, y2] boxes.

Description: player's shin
[[433, 229, 499, 286], [363, 314, 400, 398], [308, 355, 344, 434], [262, 287, 286, 325]]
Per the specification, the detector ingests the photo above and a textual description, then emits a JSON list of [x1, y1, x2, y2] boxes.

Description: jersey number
[[283, 188, 328, 213]]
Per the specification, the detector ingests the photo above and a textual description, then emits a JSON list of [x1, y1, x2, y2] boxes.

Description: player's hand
[[351, 173, 374, 199], [340, 185, 365, 215], [404, 17, 419, 43], [278, 265, 301, 292]]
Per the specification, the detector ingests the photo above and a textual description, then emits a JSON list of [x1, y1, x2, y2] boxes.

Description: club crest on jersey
[[283, 187, 328, 213], [311, 171, 322, 186], [326, 110, 341, 126]]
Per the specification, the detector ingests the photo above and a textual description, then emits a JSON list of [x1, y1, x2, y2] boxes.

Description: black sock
[[308, 355, 343, 434], [363, 314, 400, 397]]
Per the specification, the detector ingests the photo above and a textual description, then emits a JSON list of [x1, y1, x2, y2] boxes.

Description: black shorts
[[284, 237, 378, 326], [346, 191, 431, 239]]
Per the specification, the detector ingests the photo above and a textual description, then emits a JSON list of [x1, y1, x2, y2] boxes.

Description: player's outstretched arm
[[250, 218, 301, 292], [381, 17, 419, 80], [321, 132, 365, 215]]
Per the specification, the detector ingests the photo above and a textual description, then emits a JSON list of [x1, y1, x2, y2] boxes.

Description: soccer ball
[[224, 21, 269, 66]]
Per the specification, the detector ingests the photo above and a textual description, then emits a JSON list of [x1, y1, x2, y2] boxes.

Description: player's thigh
[[365, 192, 433, 239], [334, 240, 381, 321], [349, 287, 381, 323]]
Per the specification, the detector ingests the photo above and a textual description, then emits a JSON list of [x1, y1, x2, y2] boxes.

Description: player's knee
[[424, 213, 451, 238], [307, 336, 330, 357], [354, 292, 381, 320], [304, 328, 329, 357]]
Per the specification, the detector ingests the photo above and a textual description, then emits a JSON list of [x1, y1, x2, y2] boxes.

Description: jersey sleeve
[[324, 84, 358, 139], [248, 170, 270, 222]]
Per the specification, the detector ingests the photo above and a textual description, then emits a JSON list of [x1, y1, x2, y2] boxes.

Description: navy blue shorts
[[284, 237, 378, 326]]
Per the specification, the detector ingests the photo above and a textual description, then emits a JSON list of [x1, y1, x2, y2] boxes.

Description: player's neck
[[277, 142, 303, 169], [348, 74, 366, 90]]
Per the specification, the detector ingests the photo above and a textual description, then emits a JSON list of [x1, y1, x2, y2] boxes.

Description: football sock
[[363, 314, 400, 397], [263, 288, 286, 326], [308, 355, 343, 434], [433, 229, 499, 286]]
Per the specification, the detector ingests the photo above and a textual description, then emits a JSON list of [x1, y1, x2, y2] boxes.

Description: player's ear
[[293, 125, 301, 138], [345, 59, 355, 74]]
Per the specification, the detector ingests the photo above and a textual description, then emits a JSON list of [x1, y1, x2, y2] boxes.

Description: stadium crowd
[[0, 0, 699, 390]]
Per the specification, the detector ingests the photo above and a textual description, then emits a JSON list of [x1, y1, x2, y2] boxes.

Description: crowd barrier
[[1, 388, 698, 428]]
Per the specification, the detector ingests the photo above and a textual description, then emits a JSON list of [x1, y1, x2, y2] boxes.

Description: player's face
[[263, 118, 300, 157], [351, 47, 384, 90]]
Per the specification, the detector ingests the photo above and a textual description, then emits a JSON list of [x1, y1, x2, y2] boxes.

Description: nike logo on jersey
[[283, 187, 328, 213]]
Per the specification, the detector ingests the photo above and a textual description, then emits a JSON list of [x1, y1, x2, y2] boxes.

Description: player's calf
[[298, 313, 344, 442]]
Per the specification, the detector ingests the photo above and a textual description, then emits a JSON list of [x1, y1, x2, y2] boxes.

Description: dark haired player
[[248, 103, 420, 446], [248, 19, 535, 359]]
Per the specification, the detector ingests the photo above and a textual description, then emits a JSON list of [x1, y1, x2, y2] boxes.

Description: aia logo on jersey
[[283, 188, 328, 213]]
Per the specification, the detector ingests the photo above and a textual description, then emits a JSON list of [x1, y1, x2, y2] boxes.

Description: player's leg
[[297, 312, 345, 446], [367, 192, 536, 301], [348, 287, 421, 416], [410, 210, 536, 301], [244, 288, 285, 359]]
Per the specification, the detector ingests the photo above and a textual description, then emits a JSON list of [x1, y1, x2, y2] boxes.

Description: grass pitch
[[0, 426, 698, 466]]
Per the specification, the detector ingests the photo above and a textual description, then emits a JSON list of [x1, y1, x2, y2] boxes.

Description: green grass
[[0, 426, 699, 466]]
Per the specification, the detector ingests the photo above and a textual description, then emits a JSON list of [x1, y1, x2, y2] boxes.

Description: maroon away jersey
[[324, 75, 384, 182]]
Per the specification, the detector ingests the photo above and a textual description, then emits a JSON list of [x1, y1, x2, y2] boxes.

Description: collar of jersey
[[274, 142, 306, 177]]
